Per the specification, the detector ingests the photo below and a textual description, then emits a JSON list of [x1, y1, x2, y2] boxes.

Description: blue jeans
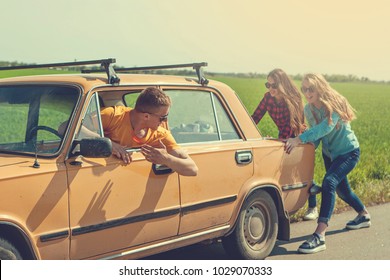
[[308, 154, 326, 208], [318, 148, 365, 225], [308, 193, 317, 208]]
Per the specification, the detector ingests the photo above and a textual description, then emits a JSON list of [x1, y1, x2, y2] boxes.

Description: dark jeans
[[308, 193, 317, 208], [318, 148, 365, 225]]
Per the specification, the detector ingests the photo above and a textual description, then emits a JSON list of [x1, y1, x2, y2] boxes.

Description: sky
[[1, 0, 389, 81]]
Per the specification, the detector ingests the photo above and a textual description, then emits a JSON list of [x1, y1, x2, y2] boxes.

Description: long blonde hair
[[268, 69, 305, 136], [302, 73, 356, 124]]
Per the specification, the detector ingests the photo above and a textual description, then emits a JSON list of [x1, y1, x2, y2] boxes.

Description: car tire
[[0, 238, 22, 260], [222, 189, 278, 259]]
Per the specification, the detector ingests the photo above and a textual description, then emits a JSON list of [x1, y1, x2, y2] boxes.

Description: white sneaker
[[303, 207, 318, 221]]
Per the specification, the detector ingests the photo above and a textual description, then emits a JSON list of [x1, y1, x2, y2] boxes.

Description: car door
[[66, 93, 180, 259], [162, 88, 254, 235]]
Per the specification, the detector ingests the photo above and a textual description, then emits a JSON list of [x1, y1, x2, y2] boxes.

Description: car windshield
[[0, 85, 79, 155]]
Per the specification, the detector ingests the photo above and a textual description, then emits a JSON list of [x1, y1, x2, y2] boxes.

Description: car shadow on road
[[269, 228, 349, 257], [145, 228, 352, 259], [143, 241, 230, 260]]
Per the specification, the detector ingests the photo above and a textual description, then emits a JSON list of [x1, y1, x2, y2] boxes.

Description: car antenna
[[32, 140, 41, 168]]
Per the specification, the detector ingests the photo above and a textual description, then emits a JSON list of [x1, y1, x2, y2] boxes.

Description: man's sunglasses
[[265, 82, 278, 89], [146, 112, 169, 122], [301, 86, 315, 94]]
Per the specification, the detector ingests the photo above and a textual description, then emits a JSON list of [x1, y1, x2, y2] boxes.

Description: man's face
[[146, 106, 170, 130]]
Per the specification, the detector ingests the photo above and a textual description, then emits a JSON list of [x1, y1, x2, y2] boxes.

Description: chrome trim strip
[[99, 224, 230, 260], [210, 92, 222, 140], [71, 196, 236, 236], [72, 208, 180, 236], [40, 230, 69, 242], [182, 196, 237, 214], [282, 182, 308, 191]]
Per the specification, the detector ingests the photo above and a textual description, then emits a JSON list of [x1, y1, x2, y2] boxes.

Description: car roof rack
[[82, 62, 209, 86], [0, 58, 120, 85]]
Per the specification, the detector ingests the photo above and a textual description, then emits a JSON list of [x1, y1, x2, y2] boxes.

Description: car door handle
[[235, 150, 253, 165], [152, 163, 173, 175]]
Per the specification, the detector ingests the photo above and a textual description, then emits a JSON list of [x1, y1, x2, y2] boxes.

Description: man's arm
[[141, 140, 198, 176], [166, 148, 198, 176]]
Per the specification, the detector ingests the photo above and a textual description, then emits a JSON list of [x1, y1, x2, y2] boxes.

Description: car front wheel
[[222, 189, 278, 259], [0, 238, 22, 260]]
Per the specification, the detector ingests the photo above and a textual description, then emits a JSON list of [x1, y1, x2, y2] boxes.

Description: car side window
[[0, 85, 79, 154], [123, 89, 240, 144], [166, 90, 240, 144], [123, 92, 139, 108]]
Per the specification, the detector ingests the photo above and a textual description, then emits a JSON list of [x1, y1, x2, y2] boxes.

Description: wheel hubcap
[[244, 206, 266, 245]]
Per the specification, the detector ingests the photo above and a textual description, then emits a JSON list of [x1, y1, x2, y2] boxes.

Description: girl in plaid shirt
[[251, 69, 305, 139]]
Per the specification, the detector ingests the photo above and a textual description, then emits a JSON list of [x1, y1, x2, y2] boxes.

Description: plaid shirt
[[251, 92, 292, 139]]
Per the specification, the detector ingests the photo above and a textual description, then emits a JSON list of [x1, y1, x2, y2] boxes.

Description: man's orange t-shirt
[[100, 106, 179, 151]]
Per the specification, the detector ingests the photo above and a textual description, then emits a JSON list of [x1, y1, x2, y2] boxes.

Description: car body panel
[[0, 155, 69, 259], [178, 141, 254, 235], [66, 153, 181, 259]]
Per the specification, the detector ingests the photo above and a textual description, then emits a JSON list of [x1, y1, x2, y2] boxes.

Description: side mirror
[[77, 137, 112, 158]]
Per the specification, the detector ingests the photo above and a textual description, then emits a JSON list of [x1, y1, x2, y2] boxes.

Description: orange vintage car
[[0, 59, 314, 260]]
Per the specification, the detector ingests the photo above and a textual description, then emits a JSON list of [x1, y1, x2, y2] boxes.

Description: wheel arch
[[229, 184, 290, 241], [0, 222, 36, 259]]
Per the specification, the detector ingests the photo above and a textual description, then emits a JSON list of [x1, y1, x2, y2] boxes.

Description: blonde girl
[[285, 73, 370, 254]]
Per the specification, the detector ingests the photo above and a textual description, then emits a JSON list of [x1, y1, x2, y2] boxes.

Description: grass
[[0, 69, 78, 79], [211, 75, 390, 220]]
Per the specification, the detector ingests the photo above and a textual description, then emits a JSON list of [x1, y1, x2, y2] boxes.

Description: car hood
[[0, 154, 40, 180], [0, 153, 61, 177], [0, 155, 31, 168]]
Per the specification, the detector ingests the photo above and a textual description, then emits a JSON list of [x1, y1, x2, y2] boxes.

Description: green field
[[212, 75, 390, 219], [1, 70, 389, 220], [0, 69, 78, 78]]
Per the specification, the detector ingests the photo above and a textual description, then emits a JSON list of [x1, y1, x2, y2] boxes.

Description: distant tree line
[[1, 60, 388, 84], [207, 71, 388, 84]]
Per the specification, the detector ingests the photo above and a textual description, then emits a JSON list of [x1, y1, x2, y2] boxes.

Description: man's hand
[[112, 141, 132, 164], [141, 140, 169, 164], [141, 140, 198, 176]]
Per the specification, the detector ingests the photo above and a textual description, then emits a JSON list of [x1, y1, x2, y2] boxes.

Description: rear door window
[[124, 89, 240, 144]]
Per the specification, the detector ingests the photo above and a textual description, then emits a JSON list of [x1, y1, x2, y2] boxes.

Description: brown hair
[[135, 87, 171, 113], [302, 73, 356, 124], [268, 69, 305, 136]]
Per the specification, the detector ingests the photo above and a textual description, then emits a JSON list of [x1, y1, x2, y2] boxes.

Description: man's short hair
[[135, 87, 171, 113]]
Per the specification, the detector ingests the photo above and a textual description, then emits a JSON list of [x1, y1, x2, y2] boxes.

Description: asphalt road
[[146, 203, 390, 260]]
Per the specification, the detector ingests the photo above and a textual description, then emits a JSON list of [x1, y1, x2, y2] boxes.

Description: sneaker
[[346, 214, 371, 230], [303, 207, 318, 221], [298, 233, 326, 254], [309, 183, 322, 195]]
